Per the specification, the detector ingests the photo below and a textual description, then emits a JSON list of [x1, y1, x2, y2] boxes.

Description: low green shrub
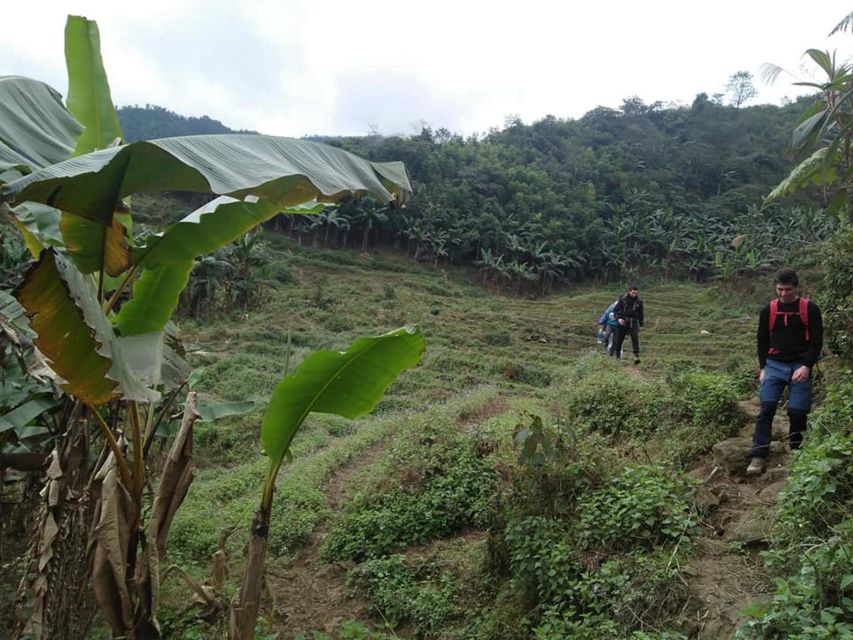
[[348, 555, 457, 638], [456, 587, 532, 640], [770, 377, 853, 558], [575, 465, 696, 552], [504, 513, 690, 638], [297, 620, 398, 640], [321, 427, 495, 561], [380, 283, 397, 300], [723, 355, 759, 397], [666, 366, 745, 428], [322, 310, 354, 332], [819, 225, 853, 364], [504, 515, 581, 607], [321, 442, 493, 560], [536, 609, 688, 640], [737, 521, 853, 639], [506, 414, 600, 518], [564, 369, 665, 437], [268, 259, 295, 284]]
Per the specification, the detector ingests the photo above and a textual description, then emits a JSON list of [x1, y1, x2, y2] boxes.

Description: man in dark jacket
[[747, 268, 823, 475], [612, 285, 644, 364]]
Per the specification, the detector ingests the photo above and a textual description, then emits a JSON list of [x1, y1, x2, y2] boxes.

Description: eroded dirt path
[[682, 398, 791, 638], [266, 440, 388, 639]]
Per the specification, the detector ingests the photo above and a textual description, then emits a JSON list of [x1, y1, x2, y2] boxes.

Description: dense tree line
[[119, 95, 834, 290]]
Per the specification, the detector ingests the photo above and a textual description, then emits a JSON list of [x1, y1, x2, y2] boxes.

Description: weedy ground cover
[[153, 235, 776, 638]]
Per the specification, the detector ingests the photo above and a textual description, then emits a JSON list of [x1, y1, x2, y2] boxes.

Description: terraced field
[[162, 236, 773, 639]]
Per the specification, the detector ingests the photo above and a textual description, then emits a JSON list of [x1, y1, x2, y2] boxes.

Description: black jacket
[[614, 294, 644, 327], [756, 298, 823, 368]]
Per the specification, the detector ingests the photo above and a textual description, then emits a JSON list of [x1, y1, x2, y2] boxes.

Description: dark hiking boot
[[633, 357, 641, 365]]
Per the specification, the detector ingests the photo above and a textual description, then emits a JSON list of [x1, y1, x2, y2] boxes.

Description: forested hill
[[117, 104, 254, 141], [119, 96, 830, 287]]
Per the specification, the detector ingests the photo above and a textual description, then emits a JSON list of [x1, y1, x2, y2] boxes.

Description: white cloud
[[2, 1, 850, 136]]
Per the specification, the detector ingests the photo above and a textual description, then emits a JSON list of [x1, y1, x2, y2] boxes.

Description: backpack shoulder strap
[[799, 297, 810, 341], [769, 299, 778, 332]]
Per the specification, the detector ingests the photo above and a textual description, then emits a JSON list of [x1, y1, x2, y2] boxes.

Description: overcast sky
[[3, 2, 851, 137]]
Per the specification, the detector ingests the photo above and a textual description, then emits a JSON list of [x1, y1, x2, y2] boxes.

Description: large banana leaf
[[0, 396, 58, 435], [0, 76, 82, 175], [766, 147, 834, 202], [114, 262, 194, 337], [196, 401, 255, 422], [14, 250, 159, 405], [65, 15, 124, 156], [133, 196, 279, 267], [60, 212, 132, 276], [10, 202, 64, 258], [116, 196, 282, 336], [3, 135, 413, 226], [261, 326, 424, 465], [61, 16, 130, 276], [118, 327, 190, 390]]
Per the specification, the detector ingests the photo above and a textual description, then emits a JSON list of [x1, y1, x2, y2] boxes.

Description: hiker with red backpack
[[747, 268, 823, 475]]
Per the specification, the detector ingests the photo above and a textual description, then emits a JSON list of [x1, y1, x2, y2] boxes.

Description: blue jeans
[[750, 359, 811, 458]]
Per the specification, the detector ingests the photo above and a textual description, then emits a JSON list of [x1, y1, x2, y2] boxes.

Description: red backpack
[[769, 297, 810, 342]]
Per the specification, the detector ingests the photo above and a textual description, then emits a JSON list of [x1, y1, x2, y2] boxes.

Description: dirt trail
[[266, 441, 388, 639], [682, 397, 792, 639]]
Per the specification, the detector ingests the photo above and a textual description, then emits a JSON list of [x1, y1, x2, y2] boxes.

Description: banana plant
[[0, 15, 413, 640], [763, 40, 853, 220], [229, 326, 425, 639]]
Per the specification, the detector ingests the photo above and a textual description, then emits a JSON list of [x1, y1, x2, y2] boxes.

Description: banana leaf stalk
[[228, 327, 424, 640]]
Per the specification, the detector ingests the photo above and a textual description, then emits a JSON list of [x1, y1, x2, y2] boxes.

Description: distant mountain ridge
[[117, 104, 255, 141]]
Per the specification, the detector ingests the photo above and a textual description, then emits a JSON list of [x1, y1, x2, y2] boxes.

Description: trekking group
[[595, 269, 823, 476], [597, 285, 644, 365]]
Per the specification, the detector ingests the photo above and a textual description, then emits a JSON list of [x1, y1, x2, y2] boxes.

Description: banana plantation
[[1, 12, 852, 640]]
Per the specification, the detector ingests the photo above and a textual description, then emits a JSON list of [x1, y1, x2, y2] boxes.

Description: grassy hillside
[[151, 234, 784, 639]]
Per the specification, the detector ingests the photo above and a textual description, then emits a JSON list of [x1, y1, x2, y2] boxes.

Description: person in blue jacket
[[597, 300, 621, 355]]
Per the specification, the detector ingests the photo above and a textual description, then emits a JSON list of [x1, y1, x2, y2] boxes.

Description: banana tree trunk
[[135, 393, 199, 638], [16, 415, 98, 640], [228, 499, 271, 640]]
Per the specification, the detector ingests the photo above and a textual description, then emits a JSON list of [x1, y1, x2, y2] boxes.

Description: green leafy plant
[[575, 465, 696, 552], [819, 224, 853, 363], [321, 428, 493, 561], [0, 16, 413, 640], [228, 327, 424, 639], [348, 555, 457, 637], [666, 365, 745, 428], [564, 363, 665, 437], [763, 29, 853, 220]]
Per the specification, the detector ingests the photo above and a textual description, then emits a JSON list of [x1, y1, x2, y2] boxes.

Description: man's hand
[[759, 368, 765, 383], [792, 365, 810, 383], [618, 319, 626, 326]]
